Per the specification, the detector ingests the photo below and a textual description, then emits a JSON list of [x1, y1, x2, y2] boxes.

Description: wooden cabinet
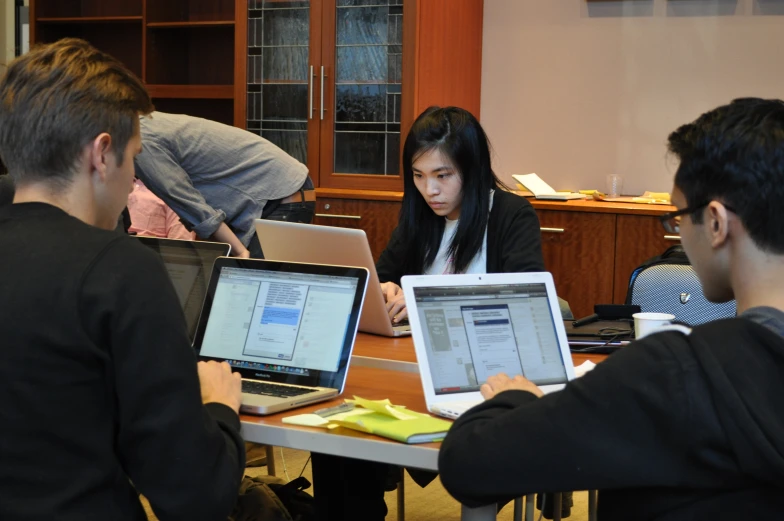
[[531, 200, 678, 319], [537, 210, 616, 319], [244, 0, 483, 192], [31, 0, 247, 127], [613, 214, 681, 305], [310, 193, 678, 318], [312, 195, 401, 262]]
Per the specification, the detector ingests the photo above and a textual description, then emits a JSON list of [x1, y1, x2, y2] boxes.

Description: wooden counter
[[313, 188, 681, 318]]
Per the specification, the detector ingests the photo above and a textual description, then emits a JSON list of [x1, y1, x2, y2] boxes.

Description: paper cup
[[633, 312, 675, 339]]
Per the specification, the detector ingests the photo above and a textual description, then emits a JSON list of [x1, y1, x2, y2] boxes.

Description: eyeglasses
[[659, 202, 736, 234]]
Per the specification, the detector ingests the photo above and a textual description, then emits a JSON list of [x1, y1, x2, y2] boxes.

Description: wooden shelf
[[36, 16, 143, 23], [147, 21, 235, 28], [147, 85, 234, 99]]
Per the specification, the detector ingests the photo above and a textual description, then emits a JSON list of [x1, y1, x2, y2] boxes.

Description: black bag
[[229, 475, 315, 521]]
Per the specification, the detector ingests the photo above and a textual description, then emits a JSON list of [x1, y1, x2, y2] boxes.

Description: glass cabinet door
[[320, 0, 404, 187], [246, 0, 320, 173]]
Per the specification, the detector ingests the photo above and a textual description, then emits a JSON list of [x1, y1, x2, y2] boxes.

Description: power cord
[[279, 447, 290, 481], [298, 455, 311, 478]]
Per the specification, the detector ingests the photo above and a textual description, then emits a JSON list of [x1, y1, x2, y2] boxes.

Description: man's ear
[[706, 202, 731, 248], [89, 133, 113, 182]]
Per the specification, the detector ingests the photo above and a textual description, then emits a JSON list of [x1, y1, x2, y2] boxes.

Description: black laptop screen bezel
[[193, 257, 368, 390], [136, 237, 231, 342]]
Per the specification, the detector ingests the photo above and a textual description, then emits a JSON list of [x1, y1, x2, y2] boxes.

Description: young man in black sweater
[[0, 39, 245, 521], [439, 98, 784, 519]]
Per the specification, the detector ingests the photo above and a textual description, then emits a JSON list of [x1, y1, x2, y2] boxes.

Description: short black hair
[[668, 97, 784, 253]]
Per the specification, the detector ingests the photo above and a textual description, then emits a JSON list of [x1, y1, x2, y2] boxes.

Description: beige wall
[[481, 0, 784, 195], [0, 0, 12, 73]]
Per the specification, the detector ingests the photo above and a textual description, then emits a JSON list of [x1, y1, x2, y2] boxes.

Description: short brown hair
[[0, 38, 153, 187]]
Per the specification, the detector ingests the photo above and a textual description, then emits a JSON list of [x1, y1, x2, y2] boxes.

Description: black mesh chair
[[626, 263, 736, 326]]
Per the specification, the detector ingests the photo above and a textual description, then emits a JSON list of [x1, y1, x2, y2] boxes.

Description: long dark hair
[[398, 106, 506, 274]]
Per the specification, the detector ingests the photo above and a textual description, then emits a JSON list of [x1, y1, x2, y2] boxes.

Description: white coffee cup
[[633, 312, 676, 339]]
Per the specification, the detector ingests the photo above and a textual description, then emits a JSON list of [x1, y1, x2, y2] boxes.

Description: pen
[[313, 403, 355, 418]]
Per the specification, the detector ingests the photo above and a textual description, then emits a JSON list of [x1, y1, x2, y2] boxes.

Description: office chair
[[626, 263, 736, 326]]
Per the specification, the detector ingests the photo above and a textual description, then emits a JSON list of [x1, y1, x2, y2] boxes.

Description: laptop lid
[[194, 258, 368, 391], [402, 272, 576, 409], [136, 237, 231, 342], [254, 219, 409, 337]]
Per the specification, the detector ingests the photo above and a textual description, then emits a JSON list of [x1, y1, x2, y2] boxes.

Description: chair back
[[627, 263, 736, 326]]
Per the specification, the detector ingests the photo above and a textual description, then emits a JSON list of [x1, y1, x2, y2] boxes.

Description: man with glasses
[[438, 98, 784, 519]]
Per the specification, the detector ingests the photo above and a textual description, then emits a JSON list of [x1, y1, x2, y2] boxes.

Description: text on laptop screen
[[199, 267, 358, 373], [413, 283, 568, 395]]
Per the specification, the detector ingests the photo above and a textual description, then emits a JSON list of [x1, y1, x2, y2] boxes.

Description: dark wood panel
[[33, 0, 142, 18], [146, 26, 234, 85], [146, 84, 234, 99], [312, 198, 401, 262], [613, 214, 681, 304], [33, 22, 144, 79], [537, 210, 616, 319], [146, 0, 234, 23], [151, 98, 234, 126]]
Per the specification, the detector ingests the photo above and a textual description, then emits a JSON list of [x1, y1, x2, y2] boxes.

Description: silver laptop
[[402, 272, 576, 420], [254, 219, 411, 337], [136, 236, 231, 342], [194, 257, 368, 415]]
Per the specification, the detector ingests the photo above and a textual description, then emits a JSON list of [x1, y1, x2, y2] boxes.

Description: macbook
[[254, 219, 411, 337], [402, 272, 576, 420], [194, 257, 368, 415], [136, 236, 231, 342]]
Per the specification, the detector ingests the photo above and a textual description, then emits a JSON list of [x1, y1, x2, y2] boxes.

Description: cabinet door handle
[[540, 227, 565, 233], [316, 213, 361, 220], [320, 66, 325, 120], [664, 235, 681, 241], [308, 65, 314, 120]]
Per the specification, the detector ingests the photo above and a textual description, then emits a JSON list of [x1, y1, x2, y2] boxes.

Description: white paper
[[573, 360, 597, 378], [513, 173, 557, 196]]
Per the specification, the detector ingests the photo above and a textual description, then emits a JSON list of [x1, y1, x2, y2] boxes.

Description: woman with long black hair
[[377, 105, 545, 323], [311, 107, 554, 521]]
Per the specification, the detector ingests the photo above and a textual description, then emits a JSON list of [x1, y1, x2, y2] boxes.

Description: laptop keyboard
[[242, 381, 315, 398]]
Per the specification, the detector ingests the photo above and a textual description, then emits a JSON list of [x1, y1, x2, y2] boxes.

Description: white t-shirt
[[424, 191, 494, 275]]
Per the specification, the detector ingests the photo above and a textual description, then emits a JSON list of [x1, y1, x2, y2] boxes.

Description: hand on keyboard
[[198, 361, 242, 413]]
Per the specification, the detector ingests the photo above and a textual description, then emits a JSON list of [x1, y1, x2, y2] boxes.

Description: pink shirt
[[128, 179, 195, 240]]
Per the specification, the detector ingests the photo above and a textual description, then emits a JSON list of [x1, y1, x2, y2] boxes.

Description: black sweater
[[0, 203, 244, 521], [376, 189, 545, 285], [439, 318, 784, 520]]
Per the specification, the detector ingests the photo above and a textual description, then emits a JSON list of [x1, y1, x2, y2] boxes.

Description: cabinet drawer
[[613, 214, 680, 304], [536, 210, 616, 318], [313, 198, 401, 262]]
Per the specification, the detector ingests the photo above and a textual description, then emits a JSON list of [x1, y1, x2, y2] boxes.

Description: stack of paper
[[513, 173, 586, 201], [283, 396, 452, 444]]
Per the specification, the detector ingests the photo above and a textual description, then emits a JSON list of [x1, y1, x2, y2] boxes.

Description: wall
[[481, 0, 784, 195], [0, 0, 12, 73]]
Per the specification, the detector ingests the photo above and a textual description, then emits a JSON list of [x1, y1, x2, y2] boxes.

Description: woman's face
[[412, 148, 463, 220]]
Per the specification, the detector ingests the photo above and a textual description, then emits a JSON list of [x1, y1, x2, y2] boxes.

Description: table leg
[[525, 494, 535, 521], [461, 503, 497, 521], [513, 497, 523, 521], [588, 490, 598, 521]]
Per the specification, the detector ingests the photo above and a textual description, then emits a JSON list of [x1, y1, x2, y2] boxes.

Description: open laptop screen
[[412, 283, 569, 395], [136, 237, 230, 342], [197, 265, 362, 382]]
